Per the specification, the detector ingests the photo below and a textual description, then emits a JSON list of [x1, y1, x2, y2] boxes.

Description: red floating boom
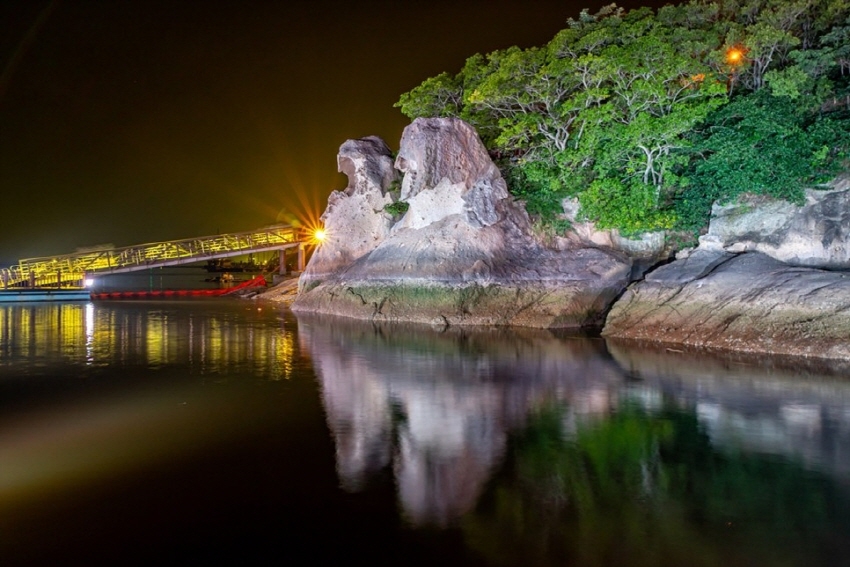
[[91, 275, 267, 300]]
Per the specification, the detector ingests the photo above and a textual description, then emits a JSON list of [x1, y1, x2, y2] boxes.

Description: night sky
[[1, 0, 668, 264]]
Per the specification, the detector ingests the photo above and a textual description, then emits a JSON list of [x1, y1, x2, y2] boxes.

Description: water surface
[[2, 300, 850, 566]]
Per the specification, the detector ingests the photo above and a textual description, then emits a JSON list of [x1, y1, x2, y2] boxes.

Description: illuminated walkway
[[0, 225, 305, 289]]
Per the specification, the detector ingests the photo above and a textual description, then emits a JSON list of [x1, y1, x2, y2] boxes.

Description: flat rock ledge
[[292, 276, 626, 330], [602, 250, 850, 360]]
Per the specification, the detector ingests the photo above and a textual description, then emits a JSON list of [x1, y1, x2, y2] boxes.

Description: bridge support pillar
[[279, 249, 286, 275], [297, 243, 305, 272]]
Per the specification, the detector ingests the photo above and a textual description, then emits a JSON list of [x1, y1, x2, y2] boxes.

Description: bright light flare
[[725, 47, 745, 65], [84, 278, 95, 287], [312, 228, 327, 244]]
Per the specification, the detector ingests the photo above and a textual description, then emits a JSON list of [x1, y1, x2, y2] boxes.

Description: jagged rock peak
[[394, 117, 509, 230], [299, 136, 396, 286], [337, 135, 397, 196]]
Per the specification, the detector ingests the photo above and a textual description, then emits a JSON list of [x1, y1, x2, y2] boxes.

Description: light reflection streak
[[84, 302, 94, 364], [0, 301, 298, 378], [0, 301, 303, 506]]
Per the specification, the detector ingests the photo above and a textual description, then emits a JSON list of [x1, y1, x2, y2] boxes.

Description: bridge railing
[[0, 225, 300, 288]]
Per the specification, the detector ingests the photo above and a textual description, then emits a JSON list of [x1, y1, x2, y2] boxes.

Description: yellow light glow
[[726, 47, 745, 65], [313, 228, 326, 243]]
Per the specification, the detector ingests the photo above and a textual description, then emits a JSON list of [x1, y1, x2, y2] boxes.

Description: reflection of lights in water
[[0, 303, 301, 381], [146, 313, 168, 367], [271, 330, 296, 380], [85, 302, 95, 364]]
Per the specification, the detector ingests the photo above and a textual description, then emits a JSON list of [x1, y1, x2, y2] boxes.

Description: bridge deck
[[0, 225, 305, 288]]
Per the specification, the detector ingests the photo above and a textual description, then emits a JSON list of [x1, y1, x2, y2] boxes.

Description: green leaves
[[678, 88, 850, 230], [395, 0, 850, 237], [394, 72, 462, 119]]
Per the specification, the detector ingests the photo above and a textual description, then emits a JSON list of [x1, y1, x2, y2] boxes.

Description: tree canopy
[[396, 0, 850, 236]]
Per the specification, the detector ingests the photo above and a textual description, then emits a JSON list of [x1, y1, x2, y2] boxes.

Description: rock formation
[[560, 197, 672, 268], [298, 136, 397, 284], [603, 249, 850, 360], [603, 175, 850, 360], [698, 174, 850, 269], [292, 118, 632, 329]]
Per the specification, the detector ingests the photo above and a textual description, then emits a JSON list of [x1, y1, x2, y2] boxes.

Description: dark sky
[[0, 0, 668, 264]]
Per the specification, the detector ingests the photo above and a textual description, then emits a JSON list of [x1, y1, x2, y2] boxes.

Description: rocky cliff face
[[292, 118, 632, 329]]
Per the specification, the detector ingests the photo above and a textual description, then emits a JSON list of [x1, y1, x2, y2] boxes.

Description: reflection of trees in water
[[302, 314, 850, 563], [464, 402, 849, 567]]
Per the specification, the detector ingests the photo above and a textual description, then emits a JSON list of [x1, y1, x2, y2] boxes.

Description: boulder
[[299, 136, 397, 285], [293, 118, 632, 329], [603, 250, 850, 360], [561, 198, 673, 266], [394, 118, 507, 229], [698, 174, 850, 269]]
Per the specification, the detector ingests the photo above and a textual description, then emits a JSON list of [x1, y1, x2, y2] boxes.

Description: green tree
[[395, 0, 850, 237]]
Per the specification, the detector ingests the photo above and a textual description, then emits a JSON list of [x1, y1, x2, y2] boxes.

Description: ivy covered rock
[[292, 118, 632, 329]]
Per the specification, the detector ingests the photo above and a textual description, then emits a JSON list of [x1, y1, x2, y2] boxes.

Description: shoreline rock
[[291, 118, 632, 329], [602, 250, 850, 360], [274, 117, 850, 360]]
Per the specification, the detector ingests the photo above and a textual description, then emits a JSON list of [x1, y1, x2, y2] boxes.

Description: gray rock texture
[[699, 175, 850, 269], [561, 197, 673, 264], [299, 136, 397, 284], [292, 118, 632, 329], [603, 250, 850, 360]]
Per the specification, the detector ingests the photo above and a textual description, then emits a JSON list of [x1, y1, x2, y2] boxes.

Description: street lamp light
[[725, 46, 746, 65]]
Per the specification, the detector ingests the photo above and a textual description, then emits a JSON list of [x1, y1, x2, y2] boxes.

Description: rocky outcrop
[[292, 118, 632, 329], [603, 176, 850, 360], [298, 136, 398, 285], [603, 250, 850, 360], [560, 197, 673, 267], [394, 118, 507, 229], [698, 175, 850, 269]]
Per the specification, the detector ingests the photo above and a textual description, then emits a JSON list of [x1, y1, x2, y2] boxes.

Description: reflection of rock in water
[[303, 314, 850, 525], [298, 314, 623, 526], [607, 340, 850, 475], [318, 353, 392, 491], [394, 378, 506, 525]]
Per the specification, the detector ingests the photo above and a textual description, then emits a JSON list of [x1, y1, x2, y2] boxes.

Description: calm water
[[2, 300, 850, 566]]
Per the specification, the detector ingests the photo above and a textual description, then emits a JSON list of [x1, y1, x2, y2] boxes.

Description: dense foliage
[[396, 0, 850, 235]]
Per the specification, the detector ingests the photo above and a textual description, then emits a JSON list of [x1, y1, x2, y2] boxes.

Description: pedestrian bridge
[[0, 225, 307, 289]]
